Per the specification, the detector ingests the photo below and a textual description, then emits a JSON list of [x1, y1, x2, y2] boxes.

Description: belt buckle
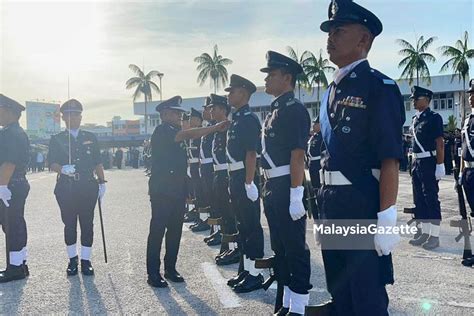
[[74, 173, 80, 181]]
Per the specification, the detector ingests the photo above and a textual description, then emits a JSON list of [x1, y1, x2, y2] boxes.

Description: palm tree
[[287, 46, 310, 99], [447, 115, 457, 132], [302, 49, 335, 112], [194, 44, 233, 93], [397, 36, 437, 86], [439, 31, 474, 121], [126, 64, 161, 135]]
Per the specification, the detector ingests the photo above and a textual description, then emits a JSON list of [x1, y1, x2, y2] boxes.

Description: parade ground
[[1, 168, 473, 315]]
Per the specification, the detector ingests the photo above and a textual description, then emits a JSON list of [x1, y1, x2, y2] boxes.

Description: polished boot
[[216, 249, 241, 266], [67, 256, 79, 276], [227, 270, 249, 287], [164, 269, 185, 283], [183, 212, 199, 223], [409, 233, 430, 246], [191, 220, 210, 232], [204, 230, 220, 243], [0, 265, 26, 283], [304, 301, 335, 316], [147, 274, 168, 288], [422, 236, 440, 250], [233, 273, 264, 293], [273, 307, 289, 316], [81, 260, 95, 276], [206, 232, 222, 246], [23, 261, 29, 277]]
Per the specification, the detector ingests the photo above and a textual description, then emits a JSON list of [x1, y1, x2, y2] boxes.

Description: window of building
[[440, 99, 446, 110], [447, 98, 453, 109], [405, 101, 411, 111], [433, 99, 439, 110]]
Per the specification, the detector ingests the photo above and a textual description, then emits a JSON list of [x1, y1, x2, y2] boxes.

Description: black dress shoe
[[227, 270, 249, 287], [0, 265, 26, 283], [67, 256, 79, 276], [183, 212, 199, 223], [286, 313, 303, 316], [422, 236, 440, 250], [305, 301, 335, 316], [216, 249, 241, 266], [148, 274, 168, 288], [206, 232, 222, 246], [164, 269, 185, 283], [204, 230, 220, 243], [462, 256, 474, 267], [191, 221, 210, 232], [233, 274, 264, 293], [273, 307, 289, 316], [81, 260, 95, 276], [23, 261, 29, 277], [409, 233, 430, 246], [215, 249, 230, 261], [413, 227, 422, 240]]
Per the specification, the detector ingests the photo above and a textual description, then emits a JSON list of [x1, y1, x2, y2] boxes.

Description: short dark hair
[[279, 68, 298, 88]]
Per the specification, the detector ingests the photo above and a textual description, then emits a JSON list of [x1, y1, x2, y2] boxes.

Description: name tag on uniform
[[338, 96, 367, 109]]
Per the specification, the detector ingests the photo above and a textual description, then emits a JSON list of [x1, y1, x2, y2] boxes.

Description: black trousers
[[0, 178, 29, 253], [412, 158, 441, 224], [200, 163, 214, 210], [213, 170, 235, 233], [54, 177, 98, 247], [189, 162, 204, 207], [317, 184, 392, 316], [146, 193, 185, 275], [263, 175, 311, 294], [229, 170, 263, 259], [462, 168, 474, 216]]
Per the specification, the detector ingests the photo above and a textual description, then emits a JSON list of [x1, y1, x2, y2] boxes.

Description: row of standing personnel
[[2, 1, 471, 315], [146, 1, 407, 315]]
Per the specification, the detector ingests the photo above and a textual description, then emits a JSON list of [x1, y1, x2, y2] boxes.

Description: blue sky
[[1, 0, 473, 125]]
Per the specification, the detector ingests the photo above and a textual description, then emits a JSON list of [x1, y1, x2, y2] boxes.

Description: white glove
[[0, 185, 12, 207], [61, 165, 76, 176], [98, 183, 106, 201], [435, 164, 445, 180], [458, 173, 463, 185], [289, 186, 306, 221], [374, 205, 401, 256], [244, 181, 259, 202]]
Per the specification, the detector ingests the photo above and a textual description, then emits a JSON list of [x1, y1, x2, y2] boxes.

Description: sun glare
[[3, 1, 105, 75]]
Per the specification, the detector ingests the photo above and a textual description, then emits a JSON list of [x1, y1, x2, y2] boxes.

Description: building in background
[[26, 100, 61, 140], [108, 116, 144, 136], [81, 123, 113, 137]]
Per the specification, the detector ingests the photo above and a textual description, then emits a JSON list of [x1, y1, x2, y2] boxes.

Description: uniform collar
[[163, 121, 180, 130], [333, 58, 367, 85], [232, 104, 250, 119], [271, 91, 295, 110], [2, 121, 20, 131]]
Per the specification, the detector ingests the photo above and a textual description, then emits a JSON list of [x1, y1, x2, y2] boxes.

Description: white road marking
[[200, 262, 241, 309]]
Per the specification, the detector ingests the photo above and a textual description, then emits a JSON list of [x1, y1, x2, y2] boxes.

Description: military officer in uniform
[[0, 94, 30, 283], [188, 101, 214, 232], [307, 117, 323, 219], [48, 99, 106, 276], [206, 94, 239, 263], [460, 80, 474, 218], [147, 96, 228, 288], [260, 51, 312, 315], [316, 1, 405, 314], [224, 74, 265, 293], [187, 108, 205, 211], [408, 86, 445, 250]]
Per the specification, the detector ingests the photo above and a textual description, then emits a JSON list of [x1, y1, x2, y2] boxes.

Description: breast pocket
[[337, 106, 369, 149]]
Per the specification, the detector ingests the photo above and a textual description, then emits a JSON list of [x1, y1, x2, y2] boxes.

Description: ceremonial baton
[[97, 198, 108, 263]]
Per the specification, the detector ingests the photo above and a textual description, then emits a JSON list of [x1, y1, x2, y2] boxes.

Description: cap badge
[[331, 0, 339, 15]]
